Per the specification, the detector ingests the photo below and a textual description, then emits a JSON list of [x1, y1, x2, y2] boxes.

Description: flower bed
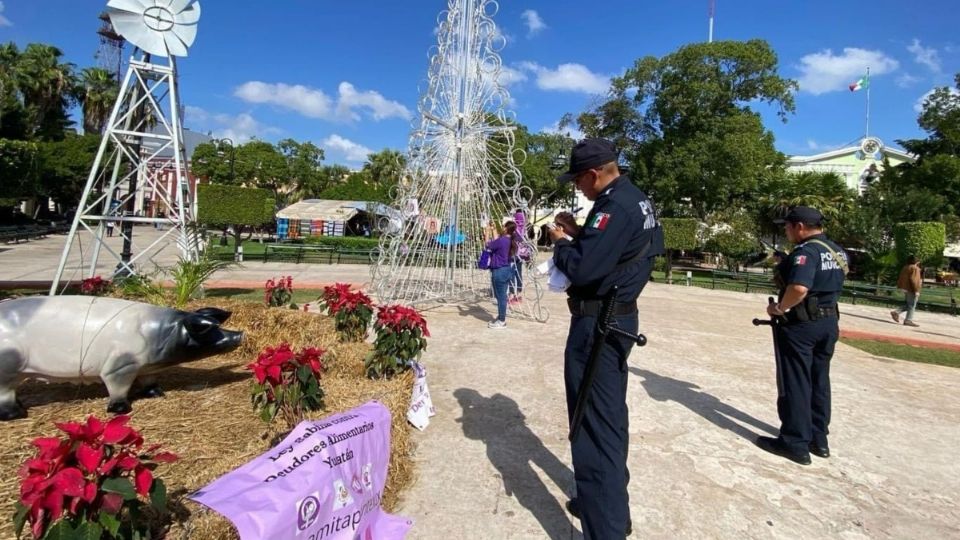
[[0, 299, 415, 540]]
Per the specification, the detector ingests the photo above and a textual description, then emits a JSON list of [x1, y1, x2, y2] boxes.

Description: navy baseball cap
[[773, 206, 826, 225], [556, 138, 619, 183]]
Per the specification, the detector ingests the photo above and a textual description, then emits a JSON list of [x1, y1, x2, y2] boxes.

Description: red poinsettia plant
[[264, 276, 294, 308], [80, 276, 112, 296], [246, 344, 326, 424], [318, 283, 374, 342], [13, 415, 177, 540], [365, 304, 430, 379]]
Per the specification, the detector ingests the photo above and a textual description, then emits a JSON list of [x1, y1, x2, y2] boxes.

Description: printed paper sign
[[406, 361, 436, 431], [190, 401, 411, 540]]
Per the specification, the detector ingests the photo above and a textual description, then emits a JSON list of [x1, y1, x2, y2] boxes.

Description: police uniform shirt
[[553, 175, 665, 302], [778, 233, 847, 305]]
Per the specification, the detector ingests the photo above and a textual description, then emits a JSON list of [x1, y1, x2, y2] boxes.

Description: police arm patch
[[588, 212, 611, 230], [794, 255, 807, 265]]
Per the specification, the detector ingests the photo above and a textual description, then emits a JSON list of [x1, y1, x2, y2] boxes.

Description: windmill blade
[[175, 2, 201, 25], [164, 31, 189, 57], [106, 0, 151, 14], [172, 21, 198, 49], [105, 0, 201, 58], [163, 0, 195, 13]]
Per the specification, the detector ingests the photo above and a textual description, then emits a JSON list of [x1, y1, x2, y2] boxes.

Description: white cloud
[[896, 73, 921, 88], [907, 39, 941, 73], [497, 65, 527, 87], [806, 139, 821, 151], [542, 121, 584, 141], [0, 1, 12, 27], [518, 62, 610, 94], [914, 86, 960, 113], [521, 9, 546, 37], [795, 48, 899, 95], [321, 134, 373, 163], [234, 81, 411, 122], [336, 82, 413, 121], [184, 106, 278, 143]]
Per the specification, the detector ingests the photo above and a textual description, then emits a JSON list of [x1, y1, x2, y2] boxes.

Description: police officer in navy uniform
[[756, 206, 847, 465], [548, 138, 664, 538]]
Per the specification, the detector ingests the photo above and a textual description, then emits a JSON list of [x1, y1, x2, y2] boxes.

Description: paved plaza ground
[[2, 231, 959, 539]]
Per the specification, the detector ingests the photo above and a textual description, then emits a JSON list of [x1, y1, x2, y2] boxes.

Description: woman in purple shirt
[[484, 221, 517, 328]]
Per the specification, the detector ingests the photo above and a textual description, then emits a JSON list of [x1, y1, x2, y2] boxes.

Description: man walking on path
[[892, 256, 922, 327]]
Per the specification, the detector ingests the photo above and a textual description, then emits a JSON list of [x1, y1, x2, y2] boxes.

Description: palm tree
[[79, 67, 118, 134], [14, 44, 78, 139]]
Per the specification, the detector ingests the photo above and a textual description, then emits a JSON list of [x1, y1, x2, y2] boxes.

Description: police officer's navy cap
[[556, 138, 619, 182], [773, 206, 826, 225]]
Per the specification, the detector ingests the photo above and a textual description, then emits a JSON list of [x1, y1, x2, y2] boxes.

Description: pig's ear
[[183, 314, 219, 335], [193, 307, 232, 324]]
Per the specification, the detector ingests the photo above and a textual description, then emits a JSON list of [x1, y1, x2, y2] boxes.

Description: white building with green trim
[[786, 136, 915, 194]]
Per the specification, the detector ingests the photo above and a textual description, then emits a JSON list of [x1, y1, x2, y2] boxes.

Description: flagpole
[[864, 66, 871, 137], [708, 0, 715, 43]]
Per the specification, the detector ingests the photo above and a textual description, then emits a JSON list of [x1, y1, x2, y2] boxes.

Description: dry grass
[[0, 299, 415, 540]]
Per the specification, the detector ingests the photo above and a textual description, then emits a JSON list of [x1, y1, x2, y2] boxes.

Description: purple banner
[[190, 401, 411, 540]]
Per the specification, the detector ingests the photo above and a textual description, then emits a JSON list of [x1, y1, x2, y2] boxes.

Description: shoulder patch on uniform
[[588, 212, 611, 230], [794, 254, 807, 265]]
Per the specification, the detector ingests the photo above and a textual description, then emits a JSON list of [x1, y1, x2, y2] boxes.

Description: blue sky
[[2, 0, 958, 166]]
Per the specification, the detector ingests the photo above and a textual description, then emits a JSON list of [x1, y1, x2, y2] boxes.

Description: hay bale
[[0, 299, 415, 540]]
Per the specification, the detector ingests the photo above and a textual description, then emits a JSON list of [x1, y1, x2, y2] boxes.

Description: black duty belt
[[567, 298, 638, 317]]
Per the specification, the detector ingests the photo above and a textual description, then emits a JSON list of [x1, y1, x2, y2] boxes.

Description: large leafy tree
[[278, 138, 325, 201], [36, 134, 102, 214], [10, 43, 78, 140], [78, 67, 118, 135], [578, 39, 797, 219], [889, 73, 960, 223], [235, 140, 290, 200]]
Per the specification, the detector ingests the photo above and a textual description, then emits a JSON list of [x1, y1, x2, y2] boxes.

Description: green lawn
[[840, 337, 960, 369]]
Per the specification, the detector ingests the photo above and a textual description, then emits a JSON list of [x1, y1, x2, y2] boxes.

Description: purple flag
[[190, 401, 411, 539]]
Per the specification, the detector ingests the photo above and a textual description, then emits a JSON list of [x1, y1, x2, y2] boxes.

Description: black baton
[[752, 297, 785, 397], [568, 286, 647, 443]]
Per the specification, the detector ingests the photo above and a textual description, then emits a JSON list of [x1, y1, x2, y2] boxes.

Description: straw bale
[[0, 299, 415, 540]]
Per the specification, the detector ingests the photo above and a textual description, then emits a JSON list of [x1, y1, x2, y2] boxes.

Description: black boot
[[566, 498, 633, 536]]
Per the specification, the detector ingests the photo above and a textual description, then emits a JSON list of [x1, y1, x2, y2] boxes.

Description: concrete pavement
[[2, 230, 959, 538]]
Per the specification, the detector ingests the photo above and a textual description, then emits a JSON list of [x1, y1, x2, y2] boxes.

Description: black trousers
[[775, 318, 838, 454], [564, 312, 637, 539]]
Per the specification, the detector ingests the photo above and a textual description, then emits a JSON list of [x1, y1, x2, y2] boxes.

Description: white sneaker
[[487, 320, 507, 329]]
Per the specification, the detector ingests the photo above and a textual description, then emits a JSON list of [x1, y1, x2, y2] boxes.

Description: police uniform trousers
[[564, 312, 637, 539], [775, 317, 838, 455]]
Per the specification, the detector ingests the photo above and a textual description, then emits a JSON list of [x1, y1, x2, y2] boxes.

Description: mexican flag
[[849, 74, 870, 92]]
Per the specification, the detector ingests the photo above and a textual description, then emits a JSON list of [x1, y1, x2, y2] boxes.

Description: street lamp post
[[215, 137, 236, 183]]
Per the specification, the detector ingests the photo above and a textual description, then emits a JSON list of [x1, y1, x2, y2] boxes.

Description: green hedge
[[303, 235, 381, 249], [893, 221, 945, 267], [197, 184, 274, 227], [660, 218, 698, 251]]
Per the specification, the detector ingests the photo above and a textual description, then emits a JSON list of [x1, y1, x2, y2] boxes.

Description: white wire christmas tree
[[371, 0, 546, 321]]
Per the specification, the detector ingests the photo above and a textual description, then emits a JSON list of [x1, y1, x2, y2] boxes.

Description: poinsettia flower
[[52, 467, 86, 497], [81, 481, 97, 503], [101, 416, 133, 444], [76, 443, 103, 474], [134, 466, 154, 496], [117, 454, 140, 472], [99, 456, 119, 476]]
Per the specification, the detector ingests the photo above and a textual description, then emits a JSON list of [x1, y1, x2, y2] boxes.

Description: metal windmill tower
[[51, 0, 202, 294], [95, 11, 125, 81], [371, 0, 546, 321]]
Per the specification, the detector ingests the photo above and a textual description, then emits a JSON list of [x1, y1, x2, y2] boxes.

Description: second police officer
[[549, 138, 665, 538], [757, 206, 847, 465]]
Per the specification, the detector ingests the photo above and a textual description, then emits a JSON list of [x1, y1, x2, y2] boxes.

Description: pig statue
[[0, 296, 243, 420]]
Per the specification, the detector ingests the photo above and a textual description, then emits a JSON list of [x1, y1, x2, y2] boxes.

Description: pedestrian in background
[[892, 255, 922, 327]]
